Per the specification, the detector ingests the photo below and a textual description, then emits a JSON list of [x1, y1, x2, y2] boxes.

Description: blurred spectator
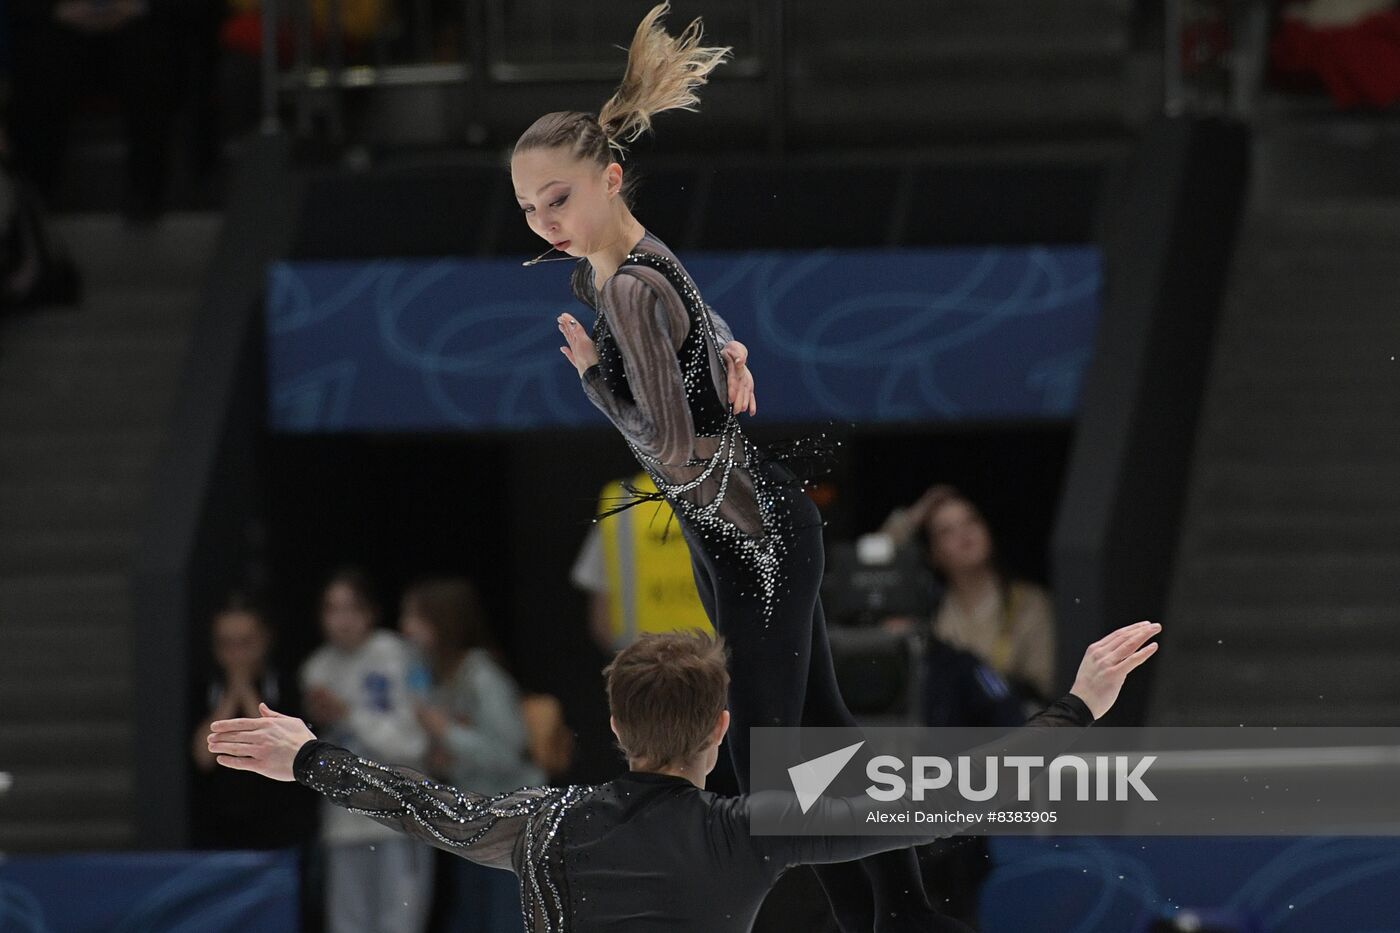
[[398, 578, 543, 933], [189, 598, 314, 849], [5, 0, 204, 221], [0, 133, 80, 308], [879, 485, 1057, 927], [881, 484, 1057, 712], [300, 568, 432, 933], [570, 471, 713, 653], [1271, 0, 1400, 107], [221, 0, 388, 63]]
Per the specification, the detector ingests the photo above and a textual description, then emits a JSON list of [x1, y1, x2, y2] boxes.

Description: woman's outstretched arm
[[746, 620, 1162, 870], [208, 703, 554, 870]]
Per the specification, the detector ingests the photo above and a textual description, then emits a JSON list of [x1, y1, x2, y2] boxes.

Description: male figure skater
[[209, 621, 1160, 932]]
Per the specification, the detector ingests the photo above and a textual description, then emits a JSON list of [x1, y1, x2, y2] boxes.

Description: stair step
[[1165, 604, 1400, 651], [1222, 313, 1400, 342], [0, 345, 190, 395], [795, 0, 1130, 37], [802, 34, 1128, 79], [0, 818, 134, 853], [1176, 649, 1400, 703], [1193, 462, 1400, 509], [1211, 368, 1400, 391], [1207, 334, 1400, 369], [1253, 201, 1400, 236], [790, 77, 1128, 131], [0, 529, 139, 575], [1187, 509, 1400, 551], [0, 400, 172, 432], [0, 289, 199, 340], [0, 479, 147, 531], [0, 623, 129, 673], [0, 766, 132, 822], [51, 213, 221, 289], [1201, 388, 1400, 419], [0, 430, 161, 485], [0, 609, 130, 639], [1152, 698, 1400, 728], [1176, 552, 1400, 605], [0, 721, 131, 768], [0, 570, 127, 602], [0, 674, 132, 722], [1199, 409, 1400, 458]]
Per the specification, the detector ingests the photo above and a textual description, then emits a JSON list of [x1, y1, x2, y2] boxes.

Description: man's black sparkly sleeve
[[293, 740, 558, 871]]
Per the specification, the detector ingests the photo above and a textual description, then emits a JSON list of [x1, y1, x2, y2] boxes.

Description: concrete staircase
[[0, 214, 219, 851], [1151, 120, 1400, 726]]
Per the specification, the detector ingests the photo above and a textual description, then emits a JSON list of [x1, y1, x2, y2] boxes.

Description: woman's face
[[926, 499, 993, 575], [510, 146, 620, 258], [321, 581, 374, 650], [399, 604, 435, 653], [212, 610, 268, 674]]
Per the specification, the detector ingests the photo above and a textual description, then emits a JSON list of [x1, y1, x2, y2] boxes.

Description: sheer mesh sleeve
[[745, 693, 1096, 870], [709, 308, 735, 345], [580, 270, 698, 467], [294, 739, 556, 871]]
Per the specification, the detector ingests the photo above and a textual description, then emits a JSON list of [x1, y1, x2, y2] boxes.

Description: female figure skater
[[512, 4, 951, 929]]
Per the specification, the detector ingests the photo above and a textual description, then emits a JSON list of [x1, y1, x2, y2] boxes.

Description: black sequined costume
[[293, 695, 1094, 933], [571, 230, 949, 931]]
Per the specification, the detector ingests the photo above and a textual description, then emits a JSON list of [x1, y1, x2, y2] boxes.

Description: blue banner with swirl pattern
[[267, 247, 1100, 433], [0, 850, 297, 932]]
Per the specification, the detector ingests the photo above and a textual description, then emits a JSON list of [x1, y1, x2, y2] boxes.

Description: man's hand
[[721, 341, 756, 416], [1068, 621, 1161, 720], [557, 313, 599, 375], [208, 703, 317, 782]]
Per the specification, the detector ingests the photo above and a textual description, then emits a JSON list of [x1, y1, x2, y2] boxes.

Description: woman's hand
[[558, 313, 598, 375], [415, 703, 453, 740], [1068, 621, 1161, 720], [207, 703, 317, 782], [721, 341, 757, 416], [304, 686, 348, 727]]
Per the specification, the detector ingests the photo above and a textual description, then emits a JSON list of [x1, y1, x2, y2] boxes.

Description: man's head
[[603, 630, 730, 773]]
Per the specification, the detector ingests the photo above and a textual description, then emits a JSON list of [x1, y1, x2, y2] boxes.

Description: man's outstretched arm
[[208, 703, 557, 871]]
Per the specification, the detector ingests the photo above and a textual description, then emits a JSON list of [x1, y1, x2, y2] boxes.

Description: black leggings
[[683, 471, 970, 933]]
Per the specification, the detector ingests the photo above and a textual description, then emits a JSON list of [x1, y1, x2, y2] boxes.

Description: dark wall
[[291, 149, 1111, 258], [134, 136, 305, 848], [1052, 117, 1249, 725]]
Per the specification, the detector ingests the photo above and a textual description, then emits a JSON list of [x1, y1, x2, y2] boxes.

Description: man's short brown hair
[[603, 630, 730, 769]]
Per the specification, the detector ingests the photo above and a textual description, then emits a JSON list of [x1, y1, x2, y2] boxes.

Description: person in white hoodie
[[300, 568, 431, 933]]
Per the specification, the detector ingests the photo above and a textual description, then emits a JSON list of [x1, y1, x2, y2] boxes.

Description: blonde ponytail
[[597, 3, 732, 148]]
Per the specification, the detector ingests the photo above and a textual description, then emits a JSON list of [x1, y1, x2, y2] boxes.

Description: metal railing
[[259, 0, 782, 146]]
